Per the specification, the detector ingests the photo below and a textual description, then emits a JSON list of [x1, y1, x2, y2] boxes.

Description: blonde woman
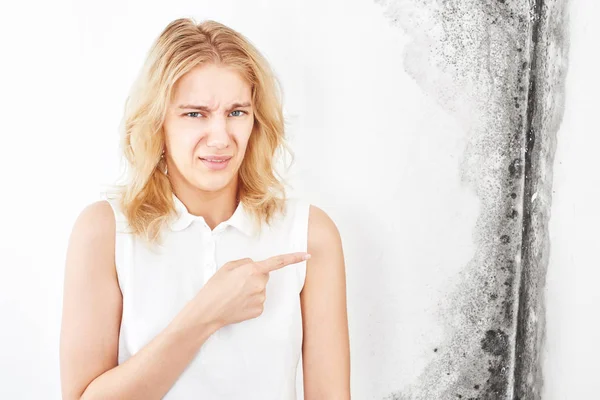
[[59, 18, 350, 400]]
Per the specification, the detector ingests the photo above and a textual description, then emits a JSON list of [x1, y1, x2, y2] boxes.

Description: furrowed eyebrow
[[177, 102, 252, 112]]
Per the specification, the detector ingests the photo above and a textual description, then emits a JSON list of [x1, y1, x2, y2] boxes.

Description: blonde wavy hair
[[105, 18, 294, 245]]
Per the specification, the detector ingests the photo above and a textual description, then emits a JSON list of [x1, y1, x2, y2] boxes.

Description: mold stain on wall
[[373, 0, 569, 399]]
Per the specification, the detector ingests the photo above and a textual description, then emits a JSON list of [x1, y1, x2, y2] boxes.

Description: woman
[[59, 18, 350, 399]]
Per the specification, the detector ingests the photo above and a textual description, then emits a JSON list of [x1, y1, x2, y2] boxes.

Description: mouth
[[199, 156, 232, 170]]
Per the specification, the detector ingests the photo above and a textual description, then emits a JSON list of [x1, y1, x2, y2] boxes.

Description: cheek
[[166, 124, 201, 150], [167, 138, 201, 166], [234, 132, 252, 157]]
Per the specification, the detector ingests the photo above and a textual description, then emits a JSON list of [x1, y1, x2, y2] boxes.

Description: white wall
[[1, 1, 478, 398], [542, 0, 600, 399], [3, 0, 592, 399]]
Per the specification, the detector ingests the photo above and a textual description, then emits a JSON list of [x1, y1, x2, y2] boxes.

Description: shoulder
[[73, 200, 116, 236], [307, 205, 342, 255], [302, 205, 346, 298], [68, 201, 117, 258]]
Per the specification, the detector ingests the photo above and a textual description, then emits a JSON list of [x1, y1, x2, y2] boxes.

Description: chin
[[192, 174, 233, 192]]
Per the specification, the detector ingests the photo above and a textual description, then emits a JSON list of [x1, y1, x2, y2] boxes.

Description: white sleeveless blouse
[[103, 193, 311, 399]]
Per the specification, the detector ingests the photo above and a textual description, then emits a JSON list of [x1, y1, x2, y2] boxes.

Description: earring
[[161, 149, 168, 175]]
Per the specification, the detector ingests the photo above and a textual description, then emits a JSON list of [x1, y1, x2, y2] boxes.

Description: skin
[[59, 62, 350, 399]]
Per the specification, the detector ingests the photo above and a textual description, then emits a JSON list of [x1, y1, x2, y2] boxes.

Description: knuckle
[[251, 263, 262, 274], [255, 281, 265, 292], [253, 305, 264, 317]]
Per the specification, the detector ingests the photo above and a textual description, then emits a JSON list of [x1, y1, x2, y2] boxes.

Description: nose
[[206, 116, 230, 149]]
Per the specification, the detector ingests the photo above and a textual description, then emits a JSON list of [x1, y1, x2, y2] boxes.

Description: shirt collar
[[168, 193, 255, 236]]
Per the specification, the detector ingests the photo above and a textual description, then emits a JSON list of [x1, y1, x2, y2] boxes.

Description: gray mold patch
[[375, 0, 568, 398], [512, 0, 569, 399]]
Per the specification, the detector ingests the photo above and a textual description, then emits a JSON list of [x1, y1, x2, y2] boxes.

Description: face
[[163, 63, 254, 194]]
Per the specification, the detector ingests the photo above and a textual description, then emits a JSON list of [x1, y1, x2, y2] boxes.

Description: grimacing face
[[162, 63, 255, 193]]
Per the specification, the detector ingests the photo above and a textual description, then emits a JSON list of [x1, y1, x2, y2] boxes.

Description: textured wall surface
[[374, 0, 569, 398], [0, 1, 572, 398]]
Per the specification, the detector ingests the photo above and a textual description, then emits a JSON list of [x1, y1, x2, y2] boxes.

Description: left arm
[[300, 205, 351, 399]]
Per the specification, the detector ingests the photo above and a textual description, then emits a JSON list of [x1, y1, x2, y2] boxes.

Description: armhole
[[291, 198, 311, 293], [100, 194, 127, 295]]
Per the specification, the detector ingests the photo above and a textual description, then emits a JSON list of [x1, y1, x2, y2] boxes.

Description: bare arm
[[301, 205, 351, 399], [59, 201, 220, 400]]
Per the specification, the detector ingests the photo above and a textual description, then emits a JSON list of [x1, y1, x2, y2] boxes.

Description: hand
[[195, 252, 311, 329]]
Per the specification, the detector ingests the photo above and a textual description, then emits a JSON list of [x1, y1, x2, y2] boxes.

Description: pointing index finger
[[257, 252, 311, 273]]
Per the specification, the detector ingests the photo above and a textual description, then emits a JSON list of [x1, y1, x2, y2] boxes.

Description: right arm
[[59, 201, 221, 400]]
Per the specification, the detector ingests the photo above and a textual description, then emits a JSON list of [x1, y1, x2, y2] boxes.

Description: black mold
[[481, 329, 509, 357], [484, 355, 510, 398], [373, 0, 564, 397], [507, 208, 519, 219], [512, 0, 568, 398], [508, 158, 522, 178]]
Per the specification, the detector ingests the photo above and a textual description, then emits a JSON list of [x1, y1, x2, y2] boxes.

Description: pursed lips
[[199, 155, 233, 162]]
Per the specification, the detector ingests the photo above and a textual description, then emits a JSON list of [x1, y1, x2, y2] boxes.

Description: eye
[[185, 112, 202, 118], [230, 110, 247, 117]]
